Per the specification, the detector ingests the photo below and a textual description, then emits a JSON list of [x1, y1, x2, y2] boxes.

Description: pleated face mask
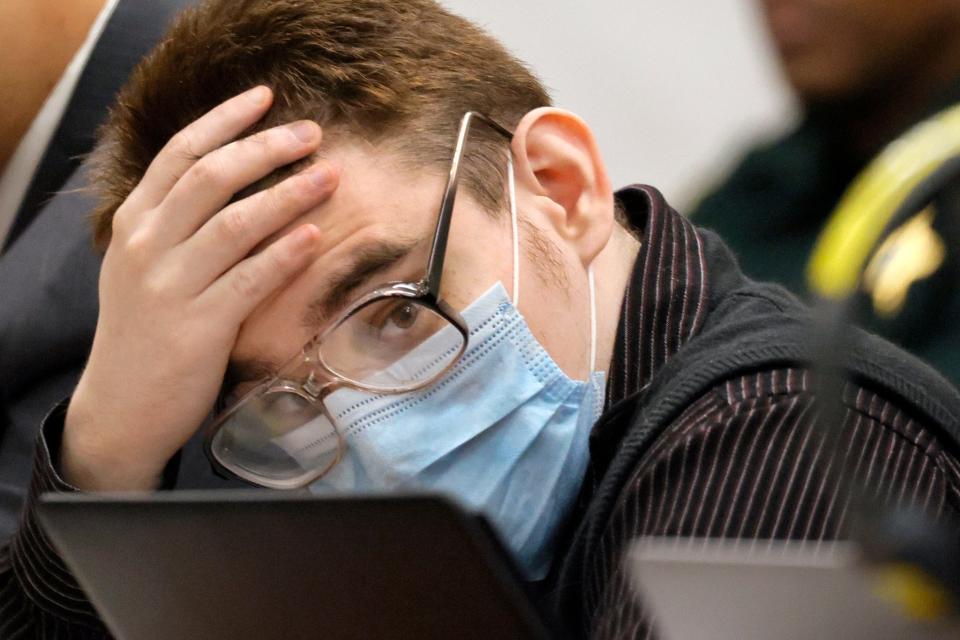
[[301, 148, 604, 579]]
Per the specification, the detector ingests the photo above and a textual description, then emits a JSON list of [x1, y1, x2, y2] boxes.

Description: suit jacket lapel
[[5, 0, 195, 250]]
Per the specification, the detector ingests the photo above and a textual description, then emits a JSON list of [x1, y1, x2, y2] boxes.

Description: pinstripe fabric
[[577, 188, 960, 639], [0, 406, 108, 639], [587, 374, 960, 640], [605, 186, 708, 406]]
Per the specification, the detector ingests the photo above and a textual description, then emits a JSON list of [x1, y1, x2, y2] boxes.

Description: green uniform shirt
[[691, 84, 960, 386]]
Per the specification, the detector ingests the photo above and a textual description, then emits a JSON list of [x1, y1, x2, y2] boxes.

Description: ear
[[511, 107, 615, 267]]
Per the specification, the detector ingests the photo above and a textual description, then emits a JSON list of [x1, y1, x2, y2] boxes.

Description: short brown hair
[[90, 0, 551, 249]]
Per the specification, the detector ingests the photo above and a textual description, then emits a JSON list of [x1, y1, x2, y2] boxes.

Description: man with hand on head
[[2, 1, 960, 639]]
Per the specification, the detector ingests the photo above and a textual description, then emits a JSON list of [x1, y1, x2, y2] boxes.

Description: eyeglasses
[[203, 112, 516, 489]]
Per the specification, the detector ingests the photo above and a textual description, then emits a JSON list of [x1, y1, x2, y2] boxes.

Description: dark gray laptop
[[38, 491, 554, 640]]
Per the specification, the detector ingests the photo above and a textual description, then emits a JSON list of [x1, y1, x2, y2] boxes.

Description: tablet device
[[38, 491, 555, 640], [627, 538, 960, 640]]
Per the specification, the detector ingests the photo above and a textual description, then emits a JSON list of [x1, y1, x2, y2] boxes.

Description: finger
[[157, 120, 322, 245], [133, 86, 274, 210], [175, 162, 338, 292], [202, 224, 321, 324]]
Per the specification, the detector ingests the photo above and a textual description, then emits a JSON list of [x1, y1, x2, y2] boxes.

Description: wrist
[[62, 395, 167, 491]]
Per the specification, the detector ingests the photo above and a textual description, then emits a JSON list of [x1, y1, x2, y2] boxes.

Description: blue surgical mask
[[310, 279, 604, 580], [309, 159, 605, 580]]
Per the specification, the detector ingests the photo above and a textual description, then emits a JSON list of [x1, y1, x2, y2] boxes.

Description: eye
[[387, 301, 420, 330], [320, 296, 459, 384], [328, 297, 443, 362]]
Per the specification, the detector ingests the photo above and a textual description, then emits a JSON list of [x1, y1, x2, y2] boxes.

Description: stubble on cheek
[[520, 218, 570, 298]]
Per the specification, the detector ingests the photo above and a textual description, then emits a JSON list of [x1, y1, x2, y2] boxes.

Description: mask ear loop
[[507, 153, 520, 308], [508, 150, 598, 375], [587, 265, 597, 373]]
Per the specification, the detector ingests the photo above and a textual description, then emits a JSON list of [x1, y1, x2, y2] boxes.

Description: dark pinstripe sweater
[[2, 186, 960, 639], [545, 186, 960, 639]]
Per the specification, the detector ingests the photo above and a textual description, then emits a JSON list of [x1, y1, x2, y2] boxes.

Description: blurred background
[[440, 0, 797, 208]]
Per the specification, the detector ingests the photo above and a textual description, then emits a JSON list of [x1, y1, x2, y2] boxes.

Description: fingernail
[[245, 86, 270, 105], [288, 120, 319, 143], [303, 165, 330, 188]]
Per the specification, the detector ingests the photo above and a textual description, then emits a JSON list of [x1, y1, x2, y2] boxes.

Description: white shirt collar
[[0, 0, 121, 248]]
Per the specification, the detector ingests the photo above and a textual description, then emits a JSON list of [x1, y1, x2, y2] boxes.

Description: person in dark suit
[[0, 0, 198, 541]]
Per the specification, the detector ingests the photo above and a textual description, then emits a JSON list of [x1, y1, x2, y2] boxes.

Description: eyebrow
[[222, 237, 425, 391], [302, 236, 424, 330]]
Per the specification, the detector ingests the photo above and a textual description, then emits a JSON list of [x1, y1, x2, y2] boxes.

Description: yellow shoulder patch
[[862, 209, 946, 317]]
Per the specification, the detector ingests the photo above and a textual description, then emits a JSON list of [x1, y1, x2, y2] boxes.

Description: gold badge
[[862, 209, 946, 317]]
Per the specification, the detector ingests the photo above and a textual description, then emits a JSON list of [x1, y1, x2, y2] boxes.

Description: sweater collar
[[605, 185, 710, 407]]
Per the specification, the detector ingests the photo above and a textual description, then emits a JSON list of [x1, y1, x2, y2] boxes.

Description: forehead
[[232, 145, 448, 364], [305, 144, 446, 245]]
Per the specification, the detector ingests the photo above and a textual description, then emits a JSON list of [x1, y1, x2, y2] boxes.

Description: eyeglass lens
[[209, 298, 466, 485], [320, 297, 465, 390], [210, 388, 341, 484]]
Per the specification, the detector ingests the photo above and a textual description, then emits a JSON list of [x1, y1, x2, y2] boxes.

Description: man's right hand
[[62, 86, 339, 491]]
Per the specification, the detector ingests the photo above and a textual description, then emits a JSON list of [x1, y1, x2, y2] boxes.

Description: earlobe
[[511, 108, 614, 267]]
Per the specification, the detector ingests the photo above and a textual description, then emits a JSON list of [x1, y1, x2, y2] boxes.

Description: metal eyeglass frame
[[203, 111, 516, 488]]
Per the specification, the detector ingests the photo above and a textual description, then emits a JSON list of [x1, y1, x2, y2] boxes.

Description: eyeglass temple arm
[[424, 111, 515, 297]]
